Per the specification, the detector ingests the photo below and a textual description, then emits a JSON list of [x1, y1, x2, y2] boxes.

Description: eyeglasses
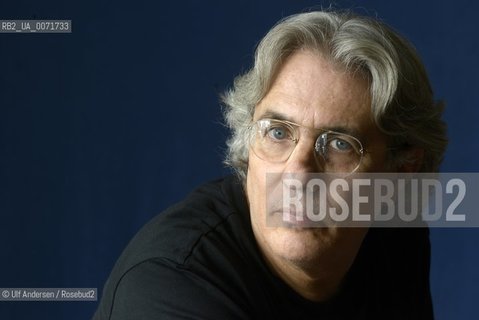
[[249, 118, 365, 173]]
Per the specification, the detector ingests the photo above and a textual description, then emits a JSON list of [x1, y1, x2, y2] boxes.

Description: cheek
[[246, 156, 267, 215], [361, 155, 385, 172], [247, 155, 286, 232], [361, 139, 390, 172], [370, 149, 390, 171], [247, 153, 284, 231]]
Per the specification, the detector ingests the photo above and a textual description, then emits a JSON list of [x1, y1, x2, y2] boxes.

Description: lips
[[270, 208, 314, 228], [266, 204, 337, 229]]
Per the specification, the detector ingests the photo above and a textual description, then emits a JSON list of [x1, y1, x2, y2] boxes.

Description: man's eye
[[267, 126, 290, 141], [329, 138, 353, 151]]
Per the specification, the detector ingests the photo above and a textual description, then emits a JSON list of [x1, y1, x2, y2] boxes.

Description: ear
[[398, 147, 424, 173]]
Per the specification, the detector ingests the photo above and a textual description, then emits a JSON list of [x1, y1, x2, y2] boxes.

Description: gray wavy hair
[[222, 10, 447, 180]]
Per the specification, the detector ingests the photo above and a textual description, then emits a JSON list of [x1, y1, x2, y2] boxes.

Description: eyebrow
[[258, 110, 292, 122], [258, 109, 363, 138]]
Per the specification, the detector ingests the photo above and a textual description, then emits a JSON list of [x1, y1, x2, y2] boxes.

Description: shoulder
[[101, 258, 251, 319], [94, 176, 260, 319], [124, 175, 249, 263], [351, 227, 433, 318]]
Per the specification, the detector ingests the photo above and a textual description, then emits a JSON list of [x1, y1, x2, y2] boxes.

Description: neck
[[269, 255, 348, 301], [259, 228, 367, 302]]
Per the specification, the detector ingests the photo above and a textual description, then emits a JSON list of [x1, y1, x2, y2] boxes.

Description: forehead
[[254, 50, 373, 135]]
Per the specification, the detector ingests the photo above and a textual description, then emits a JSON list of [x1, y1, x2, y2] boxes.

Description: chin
[[268, 227, 336, 264]]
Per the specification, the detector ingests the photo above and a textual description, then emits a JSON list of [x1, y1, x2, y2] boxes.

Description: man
[[93, 10, 447, 319]]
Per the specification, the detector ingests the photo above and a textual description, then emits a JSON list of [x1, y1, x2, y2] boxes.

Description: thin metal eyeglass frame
[[249, 118, 365, 173]]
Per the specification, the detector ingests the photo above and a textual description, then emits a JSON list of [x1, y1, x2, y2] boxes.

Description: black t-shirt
[[93, 175, 433, 319]]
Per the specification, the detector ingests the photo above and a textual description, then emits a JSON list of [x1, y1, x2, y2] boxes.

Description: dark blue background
[[0, 1, 477, 319]]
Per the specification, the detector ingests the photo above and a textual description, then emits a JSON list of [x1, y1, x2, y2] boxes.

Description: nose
[[283, 138, 322, 173]]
